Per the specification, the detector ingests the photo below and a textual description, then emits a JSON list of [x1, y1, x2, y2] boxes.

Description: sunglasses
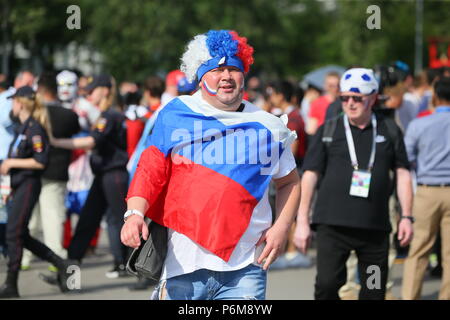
[[339, 95, 365, 103]]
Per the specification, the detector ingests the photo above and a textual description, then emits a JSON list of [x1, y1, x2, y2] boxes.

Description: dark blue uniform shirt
[[7, 117, 49, 188], [89, 109, 128, 174]]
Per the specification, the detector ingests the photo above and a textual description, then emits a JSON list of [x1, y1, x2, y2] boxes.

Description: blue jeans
[[153, 264, 267, 300]]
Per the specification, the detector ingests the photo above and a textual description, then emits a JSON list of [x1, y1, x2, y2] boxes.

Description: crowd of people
[[0, 29, 449, 300]]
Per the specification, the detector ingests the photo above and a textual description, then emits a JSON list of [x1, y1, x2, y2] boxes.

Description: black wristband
[[401, 216, 415, 223]]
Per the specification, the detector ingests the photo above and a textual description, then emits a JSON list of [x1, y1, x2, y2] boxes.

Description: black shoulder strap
[[322, 115, 341, 148], [380, 115, 401, 147], [236, 103, 245, 112], [322, 113, 399, 149]]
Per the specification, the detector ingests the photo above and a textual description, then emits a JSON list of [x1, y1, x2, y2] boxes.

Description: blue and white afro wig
[[180, 30, 254, 82], [340, 68, 379, 95]]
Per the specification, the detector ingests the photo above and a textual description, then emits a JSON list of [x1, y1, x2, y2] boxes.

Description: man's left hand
[[398, 218, 414, 247], [256, 223, 290, 271]]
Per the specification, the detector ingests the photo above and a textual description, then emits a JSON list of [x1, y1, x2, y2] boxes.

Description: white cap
[[340, 68, 379, 95]]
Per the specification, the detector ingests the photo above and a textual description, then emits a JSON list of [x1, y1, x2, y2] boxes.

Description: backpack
[[316, 113, 402, 194]]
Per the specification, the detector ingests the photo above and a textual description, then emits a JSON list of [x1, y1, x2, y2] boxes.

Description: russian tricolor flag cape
[[127, 91, 296, 262]]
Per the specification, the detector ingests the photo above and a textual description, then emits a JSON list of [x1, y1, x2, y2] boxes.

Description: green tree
[[2, 0, 83, 74], [317, 0, 415, 69], [3, 0, 450, 81], [80, 0, 331, 81], [79, 0, 193, 82]]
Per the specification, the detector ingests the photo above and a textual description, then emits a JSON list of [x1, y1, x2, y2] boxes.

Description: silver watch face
[[124, 211, 133, 219], [124, 210, 142, 220]]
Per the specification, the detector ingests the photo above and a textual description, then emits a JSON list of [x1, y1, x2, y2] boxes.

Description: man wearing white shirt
[[121, 30, 300, 300]]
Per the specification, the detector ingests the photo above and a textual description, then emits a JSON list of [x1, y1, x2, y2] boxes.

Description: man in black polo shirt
[[294, 68, 414, 300]]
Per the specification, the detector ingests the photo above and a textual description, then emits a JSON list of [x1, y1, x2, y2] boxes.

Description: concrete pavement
[[0, 228, 441, 300]]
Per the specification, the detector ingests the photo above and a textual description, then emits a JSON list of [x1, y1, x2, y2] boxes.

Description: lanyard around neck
[[343, 114, 377, 171]]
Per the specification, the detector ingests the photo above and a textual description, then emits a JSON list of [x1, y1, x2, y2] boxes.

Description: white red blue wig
[[180, 30, 254, 82]]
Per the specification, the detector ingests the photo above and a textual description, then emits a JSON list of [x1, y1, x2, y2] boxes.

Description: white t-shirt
[[161, 92, 176, 107], [160, 101, 297, 280]]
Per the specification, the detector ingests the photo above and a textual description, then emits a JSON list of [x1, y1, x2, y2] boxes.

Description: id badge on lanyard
[[344, 115, 377, 198], [350, 170, 371, 198]]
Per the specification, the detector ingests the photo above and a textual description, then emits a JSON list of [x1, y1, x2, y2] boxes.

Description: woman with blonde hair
[[0, 86, 74, 298], [48, 74, 130, 280]]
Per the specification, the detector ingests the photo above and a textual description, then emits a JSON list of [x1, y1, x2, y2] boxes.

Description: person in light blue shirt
[[0, 87, 15, 160], [402, 76, 450, 300], [0, 84, 14, 257], [404, 101, 450, 184], [0, 71, 35, 161]]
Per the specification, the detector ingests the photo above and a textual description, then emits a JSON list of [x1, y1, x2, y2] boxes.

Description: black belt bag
[[126, 219, 168, 281]]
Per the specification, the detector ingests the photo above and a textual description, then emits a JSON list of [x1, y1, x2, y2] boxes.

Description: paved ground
[[0, 228, 441, 300]]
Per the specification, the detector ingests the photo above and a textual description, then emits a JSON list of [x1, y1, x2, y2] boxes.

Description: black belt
[[418, 183, 450, 187]]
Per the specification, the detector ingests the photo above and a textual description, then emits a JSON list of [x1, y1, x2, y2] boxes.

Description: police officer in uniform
[[0, 86, 74, 298], [50, 75, 129, 278]]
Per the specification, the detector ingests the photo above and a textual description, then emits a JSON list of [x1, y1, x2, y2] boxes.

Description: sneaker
[[285, 253, 312, 268], [269, 255, 289, 270], [385, 290, 399, 300], [0, 283, 19, 299], [339, 283, 360, 300], [105, 264, 128, 279], [20, 265, 31, 271], [39, 272, 58, 286], [57, 259, 81, 293], [48, 265, 58, 273], [339, 289, 358, 300], [39, 259, 80, 292]]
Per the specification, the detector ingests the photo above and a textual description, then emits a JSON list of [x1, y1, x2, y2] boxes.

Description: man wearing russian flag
[[121, 30, 301, 300]]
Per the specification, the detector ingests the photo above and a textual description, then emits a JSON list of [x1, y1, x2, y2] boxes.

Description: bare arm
[[396, 167, 414, 247], [51, 136, 96, 151], [298, 171, 319, 220], [257, 169, 301, 270], [1, 158, 44, 174], [127, 196, 150, 214], [293, 170, 319, 253], [306, 118, 318, 136], [396, 168, 413, 217], [120, 196, 151, 249], [290, 139, 299, 156], [274, 169, 301, 224]]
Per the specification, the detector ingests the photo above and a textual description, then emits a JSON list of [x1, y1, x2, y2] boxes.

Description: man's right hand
[[120, 215, 149, 248], [293, 219, 311, 254]]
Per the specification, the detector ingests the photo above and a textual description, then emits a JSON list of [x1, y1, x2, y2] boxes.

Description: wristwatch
[[400, 216, 415, 223], [123, 209, 144, 222]]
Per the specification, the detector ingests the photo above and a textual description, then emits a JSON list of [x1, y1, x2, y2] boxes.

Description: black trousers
[[315, 224, 389, 300], [6, 178, 61, 273], [68, 169, 128, 264], [0, 201, 9, 256]]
